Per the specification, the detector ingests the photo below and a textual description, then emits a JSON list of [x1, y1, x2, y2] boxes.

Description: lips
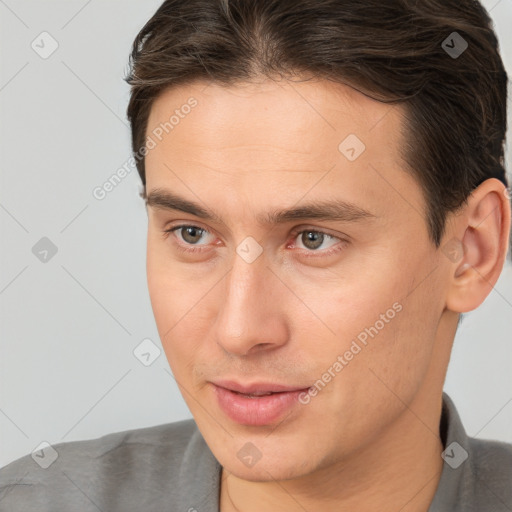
[[211, 380, 311, 425]]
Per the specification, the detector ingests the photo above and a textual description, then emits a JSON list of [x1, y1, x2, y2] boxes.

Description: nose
[[214, 251, 289, 356]]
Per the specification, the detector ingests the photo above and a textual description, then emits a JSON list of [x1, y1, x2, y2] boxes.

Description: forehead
[[144, 78, 423, 226], [146, 78, 404, 166]]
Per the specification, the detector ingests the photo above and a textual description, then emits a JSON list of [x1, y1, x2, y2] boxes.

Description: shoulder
[[431, 393, 512, 512], [1, 418, 198, 478], [467, 435, 512, 503], [0, 419, 209, 511]]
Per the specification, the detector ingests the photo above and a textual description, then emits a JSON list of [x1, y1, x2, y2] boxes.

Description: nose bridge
[[223, 254, 267, 334], [215, 251, 286, 355]]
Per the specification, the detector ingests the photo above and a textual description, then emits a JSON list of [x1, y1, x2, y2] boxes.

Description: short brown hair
[[124, 0, 509, 247]]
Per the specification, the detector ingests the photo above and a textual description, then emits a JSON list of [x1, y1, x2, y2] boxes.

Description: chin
[[213, 439, 318, 482], [226, 458, 310, 482]]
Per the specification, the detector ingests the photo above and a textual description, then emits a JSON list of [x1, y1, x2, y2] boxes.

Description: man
[[1, 0, 511, 510]]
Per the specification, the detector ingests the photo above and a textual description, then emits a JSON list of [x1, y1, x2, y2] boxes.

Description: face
[[144, 78, 451, 481]]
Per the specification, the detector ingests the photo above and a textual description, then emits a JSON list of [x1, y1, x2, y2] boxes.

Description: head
[[125, 0, 511, 482]]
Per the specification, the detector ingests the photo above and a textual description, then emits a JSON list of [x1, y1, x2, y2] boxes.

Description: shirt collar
[[428, 391, 474, 511]]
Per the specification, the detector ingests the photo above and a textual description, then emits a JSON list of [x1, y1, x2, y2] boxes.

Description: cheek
[[300, 255, 440, 396], [147, 235, 192, 359], [146, 229, 193, 320], [146, 232, 220, 379], [288, 266, 441, 450], [146, 236, 172, 329]]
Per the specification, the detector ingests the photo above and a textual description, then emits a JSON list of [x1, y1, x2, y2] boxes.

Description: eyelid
[[288, 225, 342, 241], [164, 223, 348, 257], [287, 226, 347, 256], [166, 224, 216, 245]]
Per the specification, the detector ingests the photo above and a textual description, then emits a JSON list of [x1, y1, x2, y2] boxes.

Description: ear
[[444, 178, 511, 313]]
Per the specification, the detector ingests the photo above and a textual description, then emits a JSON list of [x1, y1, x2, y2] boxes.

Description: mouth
[[212, 379, 309, 394], [210, 380, 311, 426], [231, 390, 279, 398]]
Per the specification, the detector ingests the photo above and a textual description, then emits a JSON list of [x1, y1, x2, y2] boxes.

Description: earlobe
[[445, 178, 511, 313]]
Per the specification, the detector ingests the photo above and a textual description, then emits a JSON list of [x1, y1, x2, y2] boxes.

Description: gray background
[[1, 0, 511, 468]]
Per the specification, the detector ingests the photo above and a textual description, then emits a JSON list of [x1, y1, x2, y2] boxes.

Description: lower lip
[[212, 384, 308, 426]]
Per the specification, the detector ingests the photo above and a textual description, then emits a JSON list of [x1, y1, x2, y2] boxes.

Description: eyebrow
[[144, 188, 376, 226]]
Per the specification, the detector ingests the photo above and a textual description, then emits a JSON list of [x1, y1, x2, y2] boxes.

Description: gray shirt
[[1, 392, 511, 511]]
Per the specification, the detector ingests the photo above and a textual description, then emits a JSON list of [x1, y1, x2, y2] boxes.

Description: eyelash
[[163, 225, 347, 258]]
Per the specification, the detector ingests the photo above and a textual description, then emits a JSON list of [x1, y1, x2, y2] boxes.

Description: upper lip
[[211, 379, 310, 394]]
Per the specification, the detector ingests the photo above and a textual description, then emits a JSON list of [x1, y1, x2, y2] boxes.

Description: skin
[[143, 77, 511, 512]]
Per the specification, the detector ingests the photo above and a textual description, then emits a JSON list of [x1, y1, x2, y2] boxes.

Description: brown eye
[[180, 226, 205, 244], [294, 230, 339, 252], [301, 231, 325, 250], [164, 225, 216, 253]]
